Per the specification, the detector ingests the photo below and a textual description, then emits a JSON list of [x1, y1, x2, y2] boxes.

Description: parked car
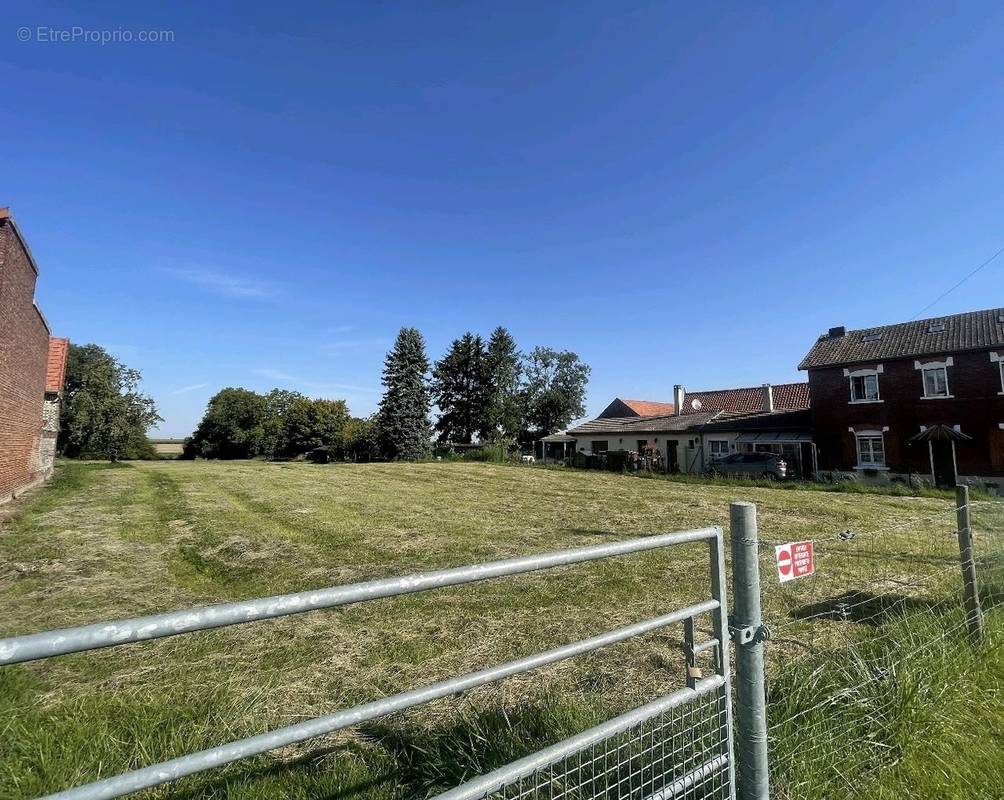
[[711, 452, 788, 480]]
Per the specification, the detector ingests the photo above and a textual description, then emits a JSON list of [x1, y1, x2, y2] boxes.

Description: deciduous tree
[[280, 397, 350, 457], [184, 388, 268, 459], [521, 346, 590, 437], [261, 389, 306, 458], [341, 415, 379, 462], [59, 344, 161, 461]]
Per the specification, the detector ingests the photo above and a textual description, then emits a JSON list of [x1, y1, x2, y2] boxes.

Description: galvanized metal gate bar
[[3, 525, 732, 800], [0, 527, 719, 665], [40, 600, 721, 800], [431, 675, 726, 800]]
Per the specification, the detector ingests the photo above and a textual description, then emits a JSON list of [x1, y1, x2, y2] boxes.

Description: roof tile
[[798, 307, 1004, 369], [45, 337, 69, 392], [682, 382, 809, 414], [621, 399, 677, 417]]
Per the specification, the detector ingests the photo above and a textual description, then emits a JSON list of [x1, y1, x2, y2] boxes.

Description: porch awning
[[908, 424, 973, 444], [541, 433, 577, 443], [734, 432, 813, 444]]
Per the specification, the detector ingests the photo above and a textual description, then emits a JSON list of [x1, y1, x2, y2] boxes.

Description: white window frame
[[707, 440, 730, 460], [844, 366, 883, 403], [915, 357, 953, 399], [854, 429, 888, 470], [992, 352, 1004, 395]]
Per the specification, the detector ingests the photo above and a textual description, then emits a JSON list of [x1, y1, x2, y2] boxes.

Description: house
[[597, 398, 676, 418], [799, 308, 1004, 490], [0, 208, 67, 503], [565, 381, 812, 474]]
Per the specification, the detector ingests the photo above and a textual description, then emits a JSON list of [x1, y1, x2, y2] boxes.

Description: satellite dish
[[691, 399, 703, 411]]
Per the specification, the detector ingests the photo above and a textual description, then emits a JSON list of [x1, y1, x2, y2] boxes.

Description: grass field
[[0, 460, 1000, 799]]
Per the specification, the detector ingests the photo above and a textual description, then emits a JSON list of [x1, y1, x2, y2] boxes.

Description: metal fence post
[[730, 501, 770, 800], [709, 530, 737, 800], [955, 485, 984, 642]]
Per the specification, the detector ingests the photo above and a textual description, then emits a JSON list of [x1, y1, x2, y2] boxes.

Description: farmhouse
[[800, 308, 1004, 490], [563, 381, 813, 475], [0, 208, 68, 504]]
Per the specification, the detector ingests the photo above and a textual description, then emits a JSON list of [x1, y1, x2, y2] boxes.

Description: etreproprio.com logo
[[16, 26, 175, 44]]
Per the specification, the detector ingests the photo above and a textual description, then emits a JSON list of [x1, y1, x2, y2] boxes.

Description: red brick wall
[[808, 350, 1004, 477], [0, 220, 49, 502]]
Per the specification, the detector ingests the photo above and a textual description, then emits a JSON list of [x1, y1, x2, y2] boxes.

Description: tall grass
[[768, 606, 1004, 799]]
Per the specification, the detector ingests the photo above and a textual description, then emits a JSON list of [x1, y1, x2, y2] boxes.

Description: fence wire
[[755, 492, 1004, 799], [470, 683, 730, 800]]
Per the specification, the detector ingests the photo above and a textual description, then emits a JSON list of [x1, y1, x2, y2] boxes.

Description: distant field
[[150, 439, 185, 456], [0, 461, 987, 799]]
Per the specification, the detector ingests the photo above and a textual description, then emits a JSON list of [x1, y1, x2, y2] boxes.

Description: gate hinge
[[728, 618, 770, 646]]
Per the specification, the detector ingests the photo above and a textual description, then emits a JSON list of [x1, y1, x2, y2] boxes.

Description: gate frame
[[1, 525, 735, 800]]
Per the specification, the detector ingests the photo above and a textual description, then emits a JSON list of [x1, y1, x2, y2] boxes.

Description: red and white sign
[[775, 541, 815, 583]]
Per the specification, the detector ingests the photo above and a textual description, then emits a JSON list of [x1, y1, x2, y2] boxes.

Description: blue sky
[[4, 2, 1004, 437]]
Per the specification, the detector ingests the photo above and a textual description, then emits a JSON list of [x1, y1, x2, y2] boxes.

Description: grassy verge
[[769, 605, 1004, 800]]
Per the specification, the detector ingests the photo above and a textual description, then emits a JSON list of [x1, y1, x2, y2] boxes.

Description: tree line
[[375, 325, 589, 460], [182, 389, 376, 461], [54, 326, 589, 463]]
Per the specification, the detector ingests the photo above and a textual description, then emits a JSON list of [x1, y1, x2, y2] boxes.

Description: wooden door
[[991, 429, 1004, 471], [931, 440, 956, 488]]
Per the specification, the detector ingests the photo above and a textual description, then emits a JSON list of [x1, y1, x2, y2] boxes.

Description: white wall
[[574, 429, 742, 474]]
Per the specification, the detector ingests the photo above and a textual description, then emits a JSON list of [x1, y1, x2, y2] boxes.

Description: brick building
[[799, 308, 1004, 491], [0, 208, 67, 504], [41, 337, 70, 473]]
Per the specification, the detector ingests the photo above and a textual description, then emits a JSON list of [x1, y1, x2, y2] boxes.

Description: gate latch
[[728, 619, 770, 646]]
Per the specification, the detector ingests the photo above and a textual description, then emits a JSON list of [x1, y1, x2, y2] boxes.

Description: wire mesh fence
[[439, 680, 731, 800], [755, 489, 1004, 799]]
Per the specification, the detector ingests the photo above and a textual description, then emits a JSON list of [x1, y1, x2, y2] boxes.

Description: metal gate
[[0, 525, 735, 800]]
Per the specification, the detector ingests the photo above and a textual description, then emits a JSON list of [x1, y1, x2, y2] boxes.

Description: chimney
[[673, 385, 685, 415], [828, 326, 846, 338], [762, 384, 774, 413]]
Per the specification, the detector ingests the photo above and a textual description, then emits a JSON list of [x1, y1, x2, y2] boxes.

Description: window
[[999, 360, 1004, 394], [850, 372, 880, 402], [708, 440, 729, 460], [856, 433, 886, 467], [590, 440, 608, 453], [922, 365, 949, 398]]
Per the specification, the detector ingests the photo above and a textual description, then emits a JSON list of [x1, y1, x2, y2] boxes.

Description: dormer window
[[846, 367, 882, 403]]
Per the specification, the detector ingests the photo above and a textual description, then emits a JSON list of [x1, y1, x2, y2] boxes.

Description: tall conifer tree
[[481, 326, 522, 446], [432, 332, 486, 443], [376, 327, 432, 459]]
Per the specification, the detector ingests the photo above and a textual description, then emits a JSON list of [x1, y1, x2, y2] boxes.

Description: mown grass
[[0, 460, 999, 799]]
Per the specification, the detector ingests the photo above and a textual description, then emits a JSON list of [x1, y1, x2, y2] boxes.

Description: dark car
[[712, 452, 788, 480]]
